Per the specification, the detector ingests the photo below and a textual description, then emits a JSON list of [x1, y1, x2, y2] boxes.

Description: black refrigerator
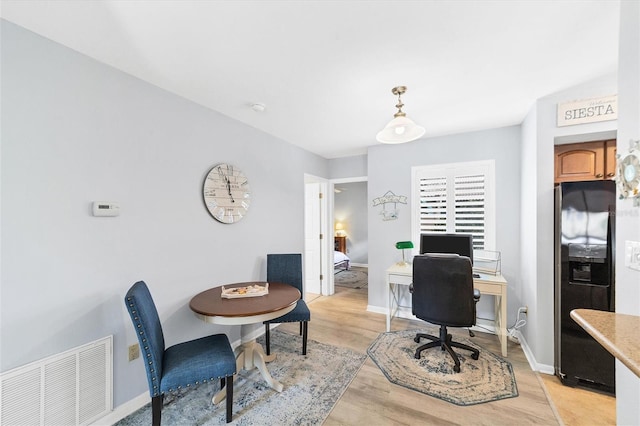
[[554, 180, 615, 394]]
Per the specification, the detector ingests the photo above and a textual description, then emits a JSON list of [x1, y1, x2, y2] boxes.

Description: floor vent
[[1, 336, 113, 425]]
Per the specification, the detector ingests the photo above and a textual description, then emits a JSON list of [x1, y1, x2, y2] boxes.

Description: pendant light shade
[[376, 86, 425, 144]]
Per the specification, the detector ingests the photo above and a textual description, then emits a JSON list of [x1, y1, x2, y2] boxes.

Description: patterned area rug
[[367, 328, 518, 406], [116, 330, 366, 425], [335, 266, 368, 289]]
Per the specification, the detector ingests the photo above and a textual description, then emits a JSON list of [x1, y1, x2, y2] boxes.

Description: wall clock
[[616, 140, 640, 203], [203, 163, 251, 224]]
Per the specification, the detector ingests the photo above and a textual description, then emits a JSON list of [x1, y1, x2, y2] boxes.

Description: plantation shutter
[[418, 176, 448, 233], [413, 161, 495, 251], [454, 174, 486, 249]]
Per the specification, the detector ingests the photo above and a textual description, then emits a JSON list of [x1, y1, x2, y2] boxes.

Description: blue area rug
[[335, 266, 368, 289], [116, 330, 366, 425], [368, 328, 518, 406]]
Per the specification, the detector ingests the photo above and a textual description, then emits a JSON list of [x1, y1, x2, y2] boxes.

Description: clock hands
[[226, 179, 235, 203], [218, 166, 235, 203]]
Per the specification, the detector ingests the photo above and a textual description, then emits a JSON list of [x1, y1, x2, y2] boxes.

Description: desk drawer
[[388, 273, 412, 286], [474, 281, 501, 296]]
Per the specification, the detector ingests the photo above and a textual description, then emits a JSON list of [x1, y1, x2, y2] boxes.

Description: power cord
[[507, 307, 527, 344]]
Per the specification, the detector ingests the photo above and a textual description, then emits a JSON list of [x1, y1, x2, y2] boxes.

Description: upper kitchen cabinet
[[554, 140, 617, 183]]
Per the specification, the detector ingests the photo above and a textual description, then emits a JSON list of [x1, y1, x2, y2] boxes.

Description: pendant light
[[376, 86, 425, 144]]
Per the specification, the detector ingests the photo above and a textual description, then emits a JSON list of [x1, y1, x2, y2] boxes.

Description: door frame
[[304, 174, 331, 295]]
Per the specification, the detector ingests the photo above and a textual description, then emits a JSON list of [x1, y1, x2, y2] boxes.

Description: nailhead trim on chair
[[128, 295, 232, 395], [128, 297, 163, 397]]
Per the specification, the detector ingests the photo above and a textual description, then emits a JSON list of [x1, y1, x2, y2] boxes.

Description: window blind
[[414, 161, 495, 251], [454, 174, 486, 249], [418, 176, 447, 233]]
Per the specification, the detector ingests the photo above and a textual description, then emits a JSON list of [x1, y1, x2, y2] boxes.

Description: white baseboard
[[93, 324, 281, 425], [515, 330, 555, 375], [92, 392, 148, 425], [367, 305, 497, 335]]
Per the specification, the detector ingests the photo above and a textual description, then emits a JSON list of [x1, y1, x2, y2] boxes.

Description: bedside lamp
[[395, 241, 414, 265], [335, 222, 345, 236]]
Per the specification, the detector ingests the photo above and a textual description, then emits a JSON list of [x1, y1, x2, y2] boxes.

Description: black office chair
[[410, 254, 481, 373], [263, 254, 310, 355]]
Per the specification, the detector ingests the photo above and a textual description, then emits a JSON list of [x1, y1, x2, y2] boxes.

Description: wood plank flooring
[[278, 286, 615, 425]]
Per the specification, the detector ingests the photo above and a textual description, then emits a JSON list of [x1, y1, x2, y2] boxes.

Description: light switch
[[625, 240, 640, 271]]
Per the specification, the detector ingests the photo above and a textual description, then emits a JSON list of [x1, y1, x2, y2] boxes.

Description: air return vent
[[1, 336, 112, 425]]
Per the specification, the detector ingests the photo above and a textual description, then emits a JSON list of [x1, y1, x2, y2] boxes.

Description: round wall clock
[[616, 146, 640, 200], [203, 163, 251, 224]]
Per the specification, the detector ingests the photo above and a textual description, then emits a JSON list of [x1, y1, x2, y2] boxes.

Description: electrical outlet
[[128, 343, 140, 361], [625, 240, 640, 271]]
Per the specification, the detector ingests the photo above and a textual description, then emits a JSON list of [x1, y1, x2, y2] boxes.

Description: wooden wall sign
[[557, 94, 617, 127]]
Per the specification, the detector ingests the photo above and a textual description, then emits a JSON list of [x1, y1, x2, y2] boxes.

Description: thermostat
[[92, 201, 120, 217]]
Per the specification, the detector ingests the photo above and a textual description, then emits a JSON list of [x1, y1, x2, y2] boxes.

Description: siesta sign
[[557, 94, 617, 127]]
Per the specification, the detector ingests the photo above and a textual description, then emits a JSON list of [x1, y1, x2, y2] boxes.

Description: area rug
[[335, 266, 368, 289], [367, 328, 518, 406], [116, 330, 366, 425]]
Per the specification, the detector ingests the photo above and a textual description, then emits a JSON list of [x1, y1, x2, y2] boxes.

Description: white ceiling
[[1, 0, 620, 159]]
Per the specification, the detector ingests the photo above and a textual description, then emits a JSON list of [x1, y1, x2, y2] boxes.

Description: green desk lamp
[[395, 241, 414, 265]]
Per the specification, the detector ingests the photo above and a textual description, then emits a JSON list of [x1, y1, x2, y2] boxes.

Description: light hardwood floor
[[279, 286, 616, 425]]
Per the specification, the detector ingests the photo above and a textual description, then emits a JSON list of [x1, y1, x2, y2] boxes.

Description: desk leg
[[496, 293, 507, 357], [386, 279, 392, 332]]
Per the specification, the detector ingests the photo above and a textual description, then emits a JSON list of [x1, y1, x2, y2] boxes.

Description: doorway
[[303, 175, 368, 299]]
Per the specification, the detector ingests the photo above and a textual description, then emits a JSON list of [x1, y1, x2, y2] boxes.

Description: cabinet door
[[605, 140, 617, 179], [555, 142, 605, 183]]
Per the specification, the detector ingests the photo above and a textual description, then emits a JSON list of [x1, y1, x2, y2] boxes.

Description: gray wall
[[367, 126, 522, 324], [329, 154, 367, 179], [1, 21, 327, 407], [614, 1, 640, 422], [334, 181, 368, 264], [520, 73, 617, 371]]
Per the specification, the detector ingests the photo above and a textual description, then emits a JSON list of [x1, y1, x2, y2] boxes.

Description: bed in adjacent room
[[334, 250, 350, 273]]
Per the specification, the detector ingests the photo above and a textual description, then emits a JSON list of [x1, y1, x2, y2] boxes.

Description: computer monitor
[[419, 233, 474, 264]]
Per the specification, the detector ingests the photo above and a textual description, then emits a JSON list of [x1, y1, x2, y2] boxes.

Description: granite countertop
[[571, 308, 640, 378]]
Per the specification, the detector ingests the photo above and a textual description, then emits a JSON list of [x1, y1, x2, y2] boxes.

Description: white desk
[[386, 263, 508, 357]]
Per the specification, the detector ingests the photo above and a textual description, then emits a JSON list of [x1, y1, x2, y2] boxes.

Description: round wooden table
[[189, 281, 300, 402]]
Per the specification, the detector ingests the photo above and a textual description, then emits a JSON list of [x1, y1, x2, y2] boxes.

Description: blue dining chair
[[263, 254, 310, 355], [124, 281, 237, 425]]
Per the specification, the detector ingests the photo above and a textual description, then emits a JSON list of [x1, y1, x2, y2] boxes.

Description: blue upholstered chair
[[124, 281, 237, 425], [263, 254, 310, 355]]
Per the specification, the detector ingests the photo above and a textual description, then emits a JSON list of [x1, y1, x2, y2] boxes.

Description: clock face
[[203, 163, 251, 223], [617, 151, 640, 199]]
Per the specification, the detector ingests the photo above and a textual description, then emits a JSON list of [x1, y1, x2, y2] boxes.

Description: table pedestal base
[[212, 340, 283, 404]]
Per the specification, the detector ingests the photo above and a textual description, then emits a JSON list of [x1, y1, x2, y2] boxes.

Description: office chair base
[[414, 328, 480, 373]]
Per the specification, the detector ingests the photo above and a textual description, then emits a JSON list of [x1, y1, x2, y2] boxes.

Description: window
[[411, 160, 496, 251]]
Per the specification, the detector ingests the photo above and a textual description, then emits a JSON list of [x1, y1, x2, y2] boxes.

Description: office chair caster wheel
[[414, 353, 421, 360], [414, 336, 420, 343], [454, 365, 460, 373], [472, 353, 479, 360]]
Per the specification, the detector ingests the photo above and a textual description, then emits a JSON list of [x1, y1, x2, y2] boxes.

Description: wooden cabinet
[[605, 142, 617, 180], [554, 140, 616, 183], [334, 236, 346, 254]]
